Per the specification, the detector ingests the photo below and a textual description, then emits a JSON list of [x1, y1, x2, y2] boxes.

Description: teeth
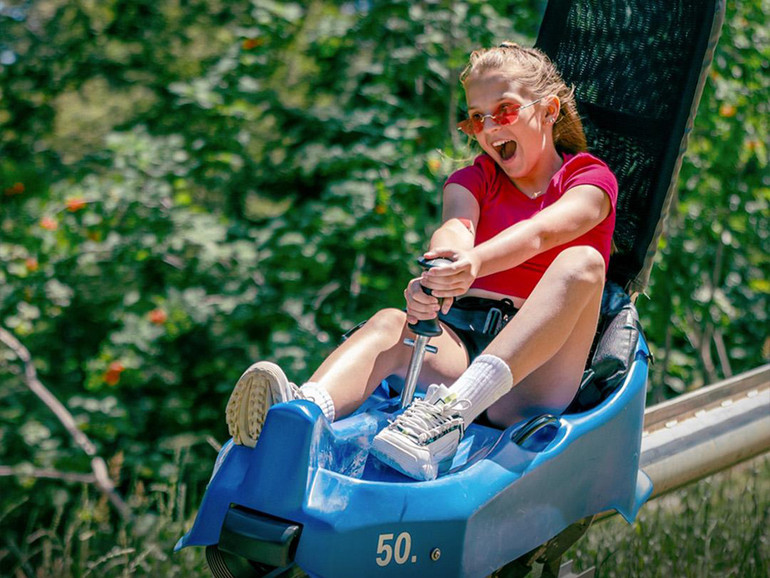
[[492, 139, 512, 147]]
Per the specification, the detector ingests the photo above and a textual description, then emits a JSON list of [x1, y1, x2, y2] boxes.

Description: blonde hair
[[460, 42, 587, 154]]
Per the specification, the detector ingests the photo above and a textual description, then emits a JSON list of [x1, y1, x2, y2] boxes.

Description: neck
[[514, 148, 564, 198]]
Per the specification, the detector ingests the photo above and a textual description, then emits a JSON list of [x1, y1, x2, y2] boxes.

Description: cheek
[[519, 128, 548, 155], [478, 141, 497, 157]]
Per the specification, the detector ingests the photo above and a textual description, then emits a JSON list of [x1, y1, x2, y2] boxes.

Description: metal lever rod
[[399, 257, 453, 408], [400, 335, 431, 408]]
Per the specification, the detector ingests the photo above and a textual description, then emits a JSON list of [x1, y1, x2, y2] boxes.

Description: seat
[[532, 0, 726, 417]]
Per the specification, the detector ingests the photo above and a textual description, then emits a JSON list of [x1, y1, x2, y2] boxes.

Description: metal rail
[[640, 363, 770, 498], [590, 364, 769, 529]]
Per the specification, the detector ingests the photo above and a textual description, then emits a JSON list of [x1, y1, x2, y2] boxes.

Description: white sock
[[300, 382, 336, 422], [447, 354, 513, 423]]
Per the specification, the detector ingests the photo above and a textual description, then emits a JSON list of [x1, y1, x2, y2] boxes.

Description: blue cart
[[177, 287, 650, 577]]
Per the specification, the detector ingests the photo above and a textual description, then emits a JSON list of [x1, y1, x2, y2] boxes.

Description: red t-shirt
[[444, 152, 618, 299]]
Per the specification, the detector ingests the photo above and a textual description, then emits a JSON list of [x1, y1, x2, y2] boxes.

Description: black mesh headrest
[[536, 0, 724, 293]]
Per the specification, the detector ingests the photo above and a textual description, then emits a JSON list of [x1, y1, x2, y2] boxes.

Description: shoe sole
[[225, 361, 290, 448]]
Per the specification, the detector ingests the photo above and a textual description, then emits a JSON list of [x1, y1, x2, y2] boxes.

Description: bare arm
[[424, 184, 612, 298], [404, 183, 480, 322], [473, 184, 611, 277], [428, 182, 479, 251]]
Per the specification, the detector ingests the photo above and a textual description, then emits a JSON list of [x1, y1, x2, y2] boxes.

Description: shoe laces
[[391, 394, 470, 444], [289, 382, 305, 401]]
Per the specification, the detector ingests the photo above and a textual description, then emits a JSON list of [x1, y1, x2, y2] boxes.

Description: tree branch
[[713, 329, 733, 378], [0, 326, 133, 520], [0, 465, 96, 484]]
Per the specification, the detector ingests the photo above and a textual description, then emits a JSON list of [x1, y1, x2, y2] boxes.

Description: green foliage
[[1, 450, 207, 577], [2, 127, 264, 491]]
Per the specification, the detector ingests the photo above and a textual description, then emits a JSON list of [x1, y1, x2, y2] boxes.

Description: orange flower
[[108, 361, 125, 372], [4, 182, 25, 196], [25, 257, 39, 272], [148, 308, 168, 325], [427, 158, 442, 173], [242, 38, 264, 50], [104, 361, 125, 386], [40, 217, 58, 230], [719, 103, 737, 118], [66, 197, 87, 212]]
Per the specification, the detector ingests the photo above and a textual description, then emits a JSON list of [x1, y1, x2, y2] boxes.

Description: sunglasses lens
[[458, 103, 528, 135], [494, 104, 520, 126], [457, 119, 476, 136], [459, 104, 523, 135]]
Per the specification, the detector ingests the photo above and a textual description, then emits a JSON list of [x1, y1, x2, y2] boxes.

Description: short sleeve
[[444, 155, 496, 205], [561, 154, 619, 213]]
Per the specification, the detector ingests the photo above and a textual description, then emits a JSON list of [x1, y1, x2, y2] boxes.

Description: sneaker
[[225, 361, 304, 448], [370, 384, 471, 481]]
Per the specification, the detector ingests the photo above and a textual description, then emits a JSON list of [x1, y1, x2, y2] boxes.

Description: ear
[[544, 95, 561, 124]]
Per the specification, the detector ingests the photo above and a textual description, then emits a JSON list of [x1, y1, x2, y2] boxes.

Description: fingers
[[423, 248, 457, 261], [404, 278, 441, 324], [421, 281, 468, 299], [420, 248, 479, 299], [440, 296, 455, 315], [420, 268, 473, 298]]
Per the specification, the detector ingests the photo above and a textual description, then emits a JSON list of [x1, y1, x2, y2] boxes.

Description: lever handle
[[408, 257, 453, 337]]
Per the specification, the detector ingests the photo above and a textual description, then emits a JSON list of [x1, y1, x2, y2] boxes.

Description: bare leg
[[309, 308, 469, 418], [226, 306, 468, 446], [368, 246, 606, 480], [484, 245, 606, 427]]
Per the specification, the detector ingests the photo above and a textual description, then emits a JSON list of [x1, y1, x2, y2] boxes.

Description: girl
[[225, 42, 617, 481]]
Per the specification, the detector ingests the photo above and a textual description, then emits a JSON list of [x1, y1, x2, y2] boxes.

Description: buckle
[[482, 307, 503, 335]]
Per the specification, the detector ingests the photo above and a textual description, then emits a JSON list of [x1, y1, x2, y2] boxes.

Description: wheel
[[206, 546, 259, 578], [205, 546, 307, 578], [489, 517, 596, 578]]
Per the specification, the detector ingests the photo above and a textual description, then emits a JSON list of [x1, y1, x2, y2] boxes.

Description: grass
[[567, 454, 770, 577], [0, 449, 208, 578], [2, 455, 768, 577]]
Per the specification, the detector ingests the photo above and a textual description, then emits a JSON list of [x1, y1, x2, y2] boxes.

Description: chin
[[499, 159, 526, 179]]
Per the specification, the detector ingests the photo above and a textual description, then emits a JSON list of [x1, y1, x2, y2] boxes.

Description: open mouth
[[493, 139, 517, 161]]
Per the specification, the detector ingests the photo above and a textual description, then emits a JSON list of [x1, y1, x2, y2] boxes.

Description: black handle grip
[[408, 257, 453, 337]]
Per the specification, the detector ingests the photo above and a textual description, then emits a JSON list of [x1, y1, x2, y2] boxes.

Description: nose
[[481, 115, 500, 131]]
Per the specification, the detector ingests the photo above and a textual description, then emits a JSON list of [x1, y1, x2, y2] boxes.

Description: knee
[[364, 308, 408, 337], [551, 246, 606, 289]]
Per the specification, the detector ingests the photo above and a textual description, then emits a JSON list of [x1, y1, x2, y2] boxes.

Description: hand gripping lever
[[399, 257, 453, 408]]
